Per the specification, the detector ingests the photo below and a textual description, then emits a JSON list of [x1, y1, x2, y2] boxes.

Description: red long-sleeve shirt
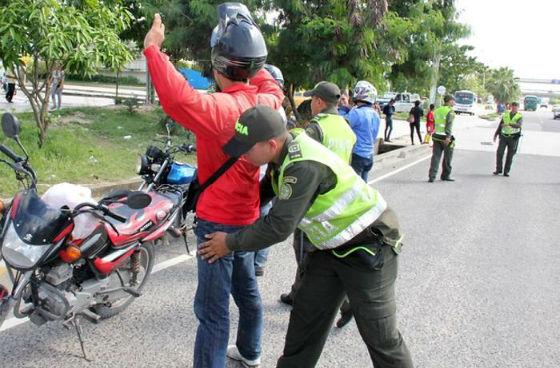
[[143, 45, 284, 225]]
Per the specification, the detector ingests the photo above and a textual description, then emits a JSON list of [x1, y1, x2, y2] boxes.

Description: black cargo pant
[[277, 245, 413, 368], [496, 134, 520, 174], [5, 83, 15, 103], [288, 230, 351, 315], [428, 137, 454, 180]]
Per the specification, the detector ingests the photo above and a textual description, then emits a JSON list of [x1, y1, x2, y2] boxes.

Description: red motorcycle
[[0, 112, 188, 356]]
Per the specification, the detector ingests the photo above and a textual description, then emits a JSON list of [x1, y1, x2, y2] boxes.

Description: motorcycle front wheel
[[93, 242, 154, 319]]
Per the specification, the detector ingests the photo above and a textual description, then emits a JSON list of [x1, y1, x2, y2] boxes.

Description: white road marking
[[368, 155, 432, 184]]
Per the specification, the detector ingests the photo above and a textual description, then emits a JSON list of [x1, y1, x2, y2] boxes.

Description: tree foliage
[[486, 67, 520, 104], [122, 1, 490, 108], [0, 0, 133, 146]]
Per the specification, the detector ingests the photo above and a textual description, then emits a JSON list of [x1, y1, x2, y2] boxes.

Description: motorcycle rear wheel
[[93, 242, 154, 319]]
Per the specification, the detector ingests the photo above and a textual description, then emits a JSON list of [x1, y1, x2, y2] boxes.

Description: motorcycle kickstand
[[68, 317, 91, 362]]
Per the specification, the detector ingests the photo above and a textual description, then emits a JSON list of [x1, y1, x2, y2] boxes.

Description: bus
[[523, 95, 539, 111], [453, 90, 477, 115]]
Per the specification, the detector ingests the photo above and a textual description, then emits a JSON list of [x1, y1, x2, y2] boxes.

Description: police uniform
[[494, 110, 522, 176], [220, 106, 413, 368], [283, 85, 356, 305], [428, 103, 456, 182]]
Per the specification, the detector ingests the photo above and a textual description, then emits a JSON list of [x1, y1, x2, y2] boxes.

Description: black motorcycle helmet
[[210, 3, 267, 81]]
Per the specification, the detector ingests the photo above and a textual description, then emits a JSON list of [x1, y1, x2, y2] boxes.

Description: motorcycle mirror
[[126, 191, 152, 209], [1, 113, 21, 139]]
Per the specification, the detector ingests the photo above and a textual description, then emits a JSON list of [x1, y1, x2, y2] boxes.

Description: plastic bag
[[42, 183, 100, 240]]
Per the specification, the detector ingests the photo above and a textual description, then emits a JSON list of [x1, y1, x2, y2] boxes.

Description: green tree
[[388, 0, 470, 100], [0, 0, 133, 146], [267, 0, 407, 118], [438, 44, 485, 94], [486, 67, 520, 104]]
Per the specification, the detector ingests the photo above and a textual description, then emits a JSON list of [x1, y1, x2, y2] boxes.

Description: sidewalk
[[0, 83, 152, 113]]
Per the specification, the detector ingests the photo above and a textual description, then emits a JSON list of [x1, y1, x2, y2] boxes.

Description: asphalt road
[[0, 110, 559, 367]]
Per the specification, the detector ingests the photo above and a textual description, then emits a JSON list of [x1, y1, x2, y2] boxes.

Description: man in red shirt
[[143, 4, 283, 367]]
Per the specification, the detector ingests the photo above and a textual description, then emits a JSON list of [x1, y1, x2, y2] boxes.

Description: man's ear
[[269, 138, 281, 153]]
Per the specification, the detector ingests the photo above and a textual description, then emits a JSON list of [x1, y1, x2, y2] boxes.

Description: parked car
[[393, 92, 420, 113], [377, 92, 396, 110], [552, 105, 560, 119]]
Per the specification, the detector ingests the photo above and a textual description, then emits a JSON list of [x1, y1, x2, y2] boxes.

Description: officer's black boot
[[280, 293, 293, 306], [336, 309, 354, 328], [336, 301, 354, 328]]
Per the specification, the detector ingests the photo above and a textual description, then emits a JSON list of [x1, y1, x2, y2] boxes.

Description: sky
[[456, 0, 558, 80]]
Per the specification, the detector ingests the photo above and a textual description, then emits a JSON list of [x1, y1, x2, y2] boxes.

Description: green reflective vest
[[313, 113, 356, 163], [501, 111, 522, 135], [273, 133, 387, 250], [434, 106, 452, 135]]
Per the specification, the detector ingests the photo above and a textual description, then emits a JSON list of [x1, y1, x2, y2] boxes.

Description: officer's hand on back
[[144, 13, 166, 49]]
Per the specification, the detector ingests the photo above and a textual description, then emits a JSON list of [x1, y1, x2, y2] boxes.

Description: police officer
[[199, 105, 414, 368], [493, 102, 522, 177], [303, 81, 357, 162], [279, 81, 356, 309], [428, 95, 456, 182]]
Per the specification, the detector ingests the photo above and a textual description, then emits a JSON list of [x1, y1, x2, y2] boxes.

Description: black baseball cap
[[223, 105, 287, 157], [303, 81, 341, 103]]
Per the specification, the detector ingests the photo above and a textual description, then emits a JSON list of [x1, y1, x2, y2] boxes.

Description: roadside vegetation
[[0, 106, 195, 197]]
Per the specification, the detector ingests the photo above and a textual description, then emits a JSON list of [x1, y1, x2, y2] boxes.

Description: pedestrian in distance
[[428, 95, 456, 182], [408, 100, 423, 145], [4, 68, 17, 103], [424, 103, 435, 144], [143, 4, 284, 368], [51, 64, 65, 110], [383, 98, 395, 142], [493, 101, 523, 177], [198, 105, 414, 368]]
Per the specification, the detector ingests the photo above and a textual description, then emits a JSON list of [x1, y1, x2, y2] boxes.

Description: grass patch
[[479, 112, 499, 121], [0, 106, 195, 197]]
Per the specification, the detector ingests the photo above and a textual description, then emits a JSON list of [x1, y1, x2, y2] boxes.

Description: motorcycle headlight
[[136, 155, 150, 175], [1, 223, 52, 270]]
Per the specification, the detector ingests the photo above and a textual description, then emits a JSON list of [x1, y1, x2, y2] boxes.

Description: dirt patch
[[58, 111, 92, 125]]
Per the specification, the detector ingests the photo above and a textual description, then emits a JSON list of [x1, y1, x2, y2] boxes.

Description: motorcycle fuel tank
[[166, 163, 196, 185]]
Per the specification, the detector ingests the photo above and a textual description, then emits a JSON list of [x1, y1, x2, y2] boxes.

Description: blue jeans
[[193, 219, 263, 368], [351, 153, 374, 182], [254, 202, 273, 269]]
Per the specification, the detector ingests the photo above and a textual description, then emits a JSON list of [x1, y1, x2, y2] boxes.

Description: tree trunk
[[429, 53, 442, 106], [116, 71, 120, 100], [16, 65, 52, 148]]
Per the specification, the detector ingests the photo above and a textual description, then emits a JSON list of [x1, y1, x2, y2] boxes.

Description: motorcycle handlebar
[[0, 144, 23, 163], [73, 203, 127, 223]]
